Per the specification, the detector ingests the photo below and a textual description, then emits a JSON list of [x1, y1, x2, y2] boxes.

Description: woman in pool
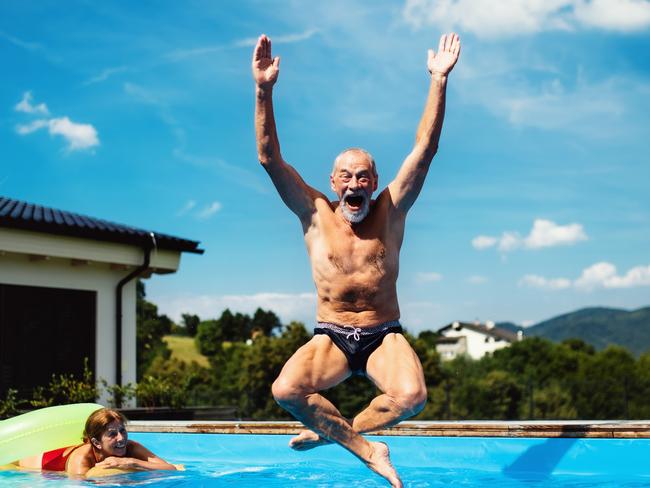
[[18, 407, 177, 475]]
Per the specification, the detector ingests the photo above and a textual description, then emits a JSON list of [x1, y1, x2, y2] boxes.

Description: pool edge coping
[[128, 420, 650, 438]]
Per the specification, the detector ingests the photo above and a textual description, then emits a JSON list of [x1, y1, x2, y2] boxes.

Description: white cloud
[[197, 201, 222, 220], [15, 116, 99, 151], [453, 44, 648, 138], [123, 82, 161, 105], [498, 231, 523, 252], [153, 291, 317, 325], [16, 119, 48, 134], [168, 29, 319, 61], [47, 117, 99, 151], [467, 275, 488, 284], [402, 0, 650, 38], [176, 200, 196, 216], [520, 262, 650, 291], [416, 271, 443, 283], [234, 29, 319, 47], [574, 0, 650, 31], [85, 66, 128, 85], [173, 149, 269, 195], [575, 262, 650, 290], [15, 92, 49, 115], [519, 274, 572, 290], [0, 29, 42, 51], [524, 219, 588, 249], [473, 219, 587, 253], [498, 77, 627, 134], [472, 235, 497, 249], [14, 93, 99, 151]]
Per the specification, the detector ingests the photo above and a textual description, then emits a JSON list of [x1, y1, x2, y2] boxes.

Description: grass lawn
[[163, 335, 210, 368]]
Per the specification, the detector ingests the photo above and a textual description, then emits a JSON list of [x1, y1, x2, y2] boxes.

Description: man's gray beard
[[340, 191, 370, 223]]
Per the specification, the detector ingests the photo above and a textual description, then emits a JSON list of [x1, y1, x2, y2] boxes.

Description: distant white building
[[436, 320, 523, 360]]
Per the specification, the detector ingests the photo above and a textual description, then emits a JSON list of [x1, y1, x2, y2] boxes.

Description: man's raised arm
[[388, 33, 460, 213], [253, 34, 316, 222]]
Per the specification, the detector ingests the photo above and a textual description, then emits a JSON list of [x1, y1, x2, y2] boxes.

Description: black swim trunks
[[314, 320, 403, 374]]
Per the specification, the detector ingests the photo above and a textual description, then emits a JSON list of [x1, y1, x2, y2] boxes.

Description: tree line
[[3, 281, 648, 420], [136, 282, 650, 420]]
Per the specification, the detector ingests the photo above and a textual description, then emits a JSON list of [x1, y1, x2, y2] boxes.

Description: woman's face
[[95, 420, 128, 457]]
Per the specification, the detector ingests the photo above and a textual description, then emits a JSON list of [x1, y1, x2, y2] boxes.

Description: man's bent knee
[[394, 385, 427, 417], [271, 377, 308, 406]]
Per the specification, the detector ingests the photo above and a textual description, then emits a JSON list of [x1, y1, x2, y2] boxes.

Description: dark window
[[0, 283, 96, 397]]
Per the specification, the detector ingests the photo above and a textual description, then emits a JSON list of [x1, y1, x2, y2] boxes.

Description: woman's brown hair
[[83, 408, 128, 444]]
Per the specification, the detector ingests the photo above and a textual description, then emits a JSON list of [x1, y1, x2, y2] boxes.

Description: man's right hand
[[252, 34, 280, 88]]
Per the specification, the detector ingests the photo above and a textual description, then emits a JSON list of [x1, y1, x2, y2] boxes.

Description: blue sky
[[2, 1, 649, 332]]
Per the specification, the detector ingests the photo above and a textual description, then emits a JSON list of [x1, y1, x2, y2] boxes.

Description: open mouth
[[345, 195, 364, 211]]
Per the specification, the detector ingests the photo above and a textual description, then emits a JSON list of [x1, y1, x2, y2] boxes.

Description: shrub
[[30, 358, 97, 407], [0, 389, 22, 419]]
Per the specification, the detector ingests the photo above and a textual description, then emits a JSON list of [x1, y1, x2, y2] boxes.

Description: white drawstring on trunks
[[316, 320, 401, 342], [346, 327, 362, 341]]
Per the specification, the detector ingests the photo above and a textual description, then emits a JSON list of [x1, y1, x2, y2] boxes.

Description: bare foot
[[365, 441, 402, 488], [288, 429, 332, 451]]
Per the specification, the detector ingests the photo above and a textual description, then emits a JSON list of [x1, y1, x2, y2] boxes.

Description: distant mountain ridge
[[499, 306, 650, 356]]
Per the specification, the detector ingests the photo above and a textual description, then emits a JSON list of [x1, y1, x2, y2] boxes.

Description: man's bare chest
[[306, 212, 398, 276], [322, 235, 389, 273]]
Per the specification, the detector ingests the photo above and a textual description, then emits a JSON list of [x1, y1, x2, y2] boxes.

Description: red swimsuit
[[41, 446, 77, 471]]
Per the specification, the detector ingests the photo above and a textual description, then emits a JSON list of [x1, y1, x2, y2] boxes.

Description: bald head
[[332, 148, 378, 179]]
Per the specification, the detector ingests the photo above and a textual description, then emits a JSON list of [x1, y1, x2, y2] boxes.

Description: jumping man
[[252, 32, 460, 487]]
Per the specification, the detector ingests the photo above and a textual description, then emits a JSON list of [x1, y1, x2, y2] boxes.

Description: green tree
[[143, 356, 214, 407], [452, 370, 522, 420], [417, 330, 439, 351], [575, 345, 636, 419], [236, 322, 310, 419], [211, 342, 249, 409], [533, 382, 576, 419], [252, 308, 282, 336], [219, 309, 251, 342], [136, 280, 173, 379], [181, 313, 201, 337], [195, 319, 222, 356], [631, 350, 650, 418]]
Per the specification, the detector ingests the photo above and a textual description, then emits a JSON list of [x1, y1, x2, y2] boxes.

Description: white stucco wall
[[0, 252, 137, 404], [436, 336, 467, 360]]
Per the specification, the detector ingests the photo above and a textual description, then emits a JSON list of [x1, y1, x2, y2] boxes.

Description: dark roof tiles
[[0, 196, 203, 254]]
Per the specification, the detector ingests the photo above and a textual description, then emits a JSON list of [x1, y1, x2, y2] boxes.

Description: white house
[[436, 321, 523, 360], [0, 196, 203, 403]]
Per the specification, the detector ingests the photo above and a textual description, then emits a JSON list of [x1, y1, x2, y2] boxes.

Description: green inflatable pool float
[[0, 403, 103, 465]]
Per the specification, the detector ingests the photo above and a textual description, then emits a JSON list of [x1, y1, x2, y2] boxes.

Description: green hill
[[163, 335, 210, 368], [496, 321, 525, 334], [523, 306, 650, 356]]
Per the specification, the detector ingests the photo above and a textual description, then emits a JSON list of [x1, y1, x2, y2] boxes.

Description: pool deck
[[128, 420, 650, 438]]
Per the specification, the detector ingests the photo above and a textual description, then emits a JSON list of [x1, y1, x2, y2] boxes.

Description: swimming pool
[[2, 421, 650, 486]]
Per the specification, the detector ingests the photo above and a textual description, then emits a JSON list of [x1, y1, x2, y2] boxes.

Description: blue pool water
[[2, 433, 650, 486]]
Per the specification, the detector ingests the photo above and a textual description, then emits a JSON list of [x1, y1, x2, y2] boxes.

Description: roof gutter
[[115, 232, 156, 399]]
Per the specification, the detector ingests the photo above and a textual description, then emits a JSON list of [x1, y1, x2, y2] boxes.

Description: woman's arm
[[94, 441, 177, 471]]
